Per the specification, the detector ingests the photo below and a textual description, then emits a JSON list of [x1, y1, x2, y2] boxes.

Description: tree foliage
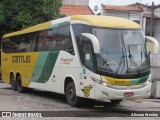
[[0, 0, 63, 31]]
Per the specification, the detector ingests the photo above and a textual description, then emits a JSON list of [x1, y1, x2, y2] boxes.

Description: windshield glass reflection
[[93, 28, 149, 75]]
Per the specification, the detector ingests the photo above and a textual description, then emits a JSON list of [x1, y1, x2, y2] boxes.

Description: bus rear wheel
[[110, 99, 123, 104], [10, 74, 17, 91], [17, 75, 25, 93], [65, 82, 81, 107]]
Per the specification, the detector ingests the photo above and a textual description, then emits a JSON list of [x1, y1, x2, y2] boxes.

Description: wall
[[103, 10, 143, 26], [145, 18, 160, 42], [154, 19, 160, 41], [62, 0, 89, 6], [155, 8, 160, 16]]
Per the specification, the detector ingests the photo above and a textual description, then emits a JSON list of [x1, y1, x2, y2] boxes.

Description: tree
[[0, 0, 63, 31]]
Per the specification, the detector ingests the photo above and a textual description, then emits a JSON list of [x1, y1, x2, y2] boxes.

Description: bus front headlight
[[142, 80, 151, 86], [142, 76, 151, 86], [100, 81, 112, 87], [91, 77, 112, 87], [101, 81, 108, 86]]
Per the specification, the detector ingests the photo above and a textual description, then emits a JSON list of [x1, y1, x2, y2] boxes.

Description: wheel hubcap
[[11, 77, 14, 86], [68, 88, 75, 101], [17, 80, 21, 90]]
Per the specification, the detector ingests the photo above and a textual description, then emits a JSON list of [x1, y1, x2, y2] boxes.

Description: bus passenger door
[[79, 40, 95, 99]]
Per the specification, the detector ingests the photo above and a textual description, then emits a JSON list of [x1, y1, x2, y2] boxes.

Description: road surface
[[0, 81, 160, 119]]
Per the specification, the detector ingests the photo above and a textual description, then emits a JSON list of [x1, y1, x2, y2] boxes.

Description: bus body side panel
[[36, 66, 61, 93], [1, 52, 39, 87], [35, 50, 96, 100], [77, 67, 97, 99], [28, 51, 59, 89], [34, 51, 81, 96]]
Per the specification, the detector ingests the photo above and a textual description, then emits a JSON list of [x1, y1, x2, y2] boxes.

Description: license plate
[[124, 92, 134, 97]]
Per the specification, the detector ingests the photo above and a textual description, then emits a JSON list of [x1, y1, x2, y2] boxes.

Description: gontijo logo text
[[12, 55, 31, 63]]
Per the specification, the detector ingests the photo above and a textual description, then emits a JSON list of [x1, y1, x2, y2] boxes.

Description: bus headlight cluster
[[142, 76, 151, 86], [101, 81, 108, 86], [142, 80, 151, 86], [100, 81, 111, 87], [100, 81, 112, 87], [91, 77, 112, 87]]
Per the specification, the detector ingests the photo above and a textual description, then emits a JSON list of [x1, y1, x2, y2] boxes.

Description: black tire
[[65, 82, 81, 107], [17, 75, 25, 93], [110, 99, 123, 104], [10, 74, 17, 91]]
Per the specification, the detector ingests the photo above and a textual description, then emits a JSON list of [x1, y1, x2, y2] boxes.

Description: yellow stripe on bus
[[3, 21, 52, 38], [103, 76, 131, 86], [71, 15, 140, 29]]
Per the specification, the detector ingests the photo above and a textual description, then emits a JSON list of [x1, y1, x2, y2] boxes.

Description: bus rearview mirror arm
[[146, 36, 159, 54], [81, 33, 100, 53]]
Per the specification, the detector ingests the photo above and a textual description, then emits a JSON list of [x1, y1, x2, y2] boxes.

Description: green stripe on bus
[[30, 51, 59, 83], [129, 75, 149, 85], [137, 75, 149, 84], [48, 21, 70, 29]]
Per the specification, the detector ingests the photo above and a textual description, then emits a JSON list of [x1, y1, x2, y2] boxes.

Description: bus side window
[[25, 33, 37, 52], [82, 39, 94, 70], [2, 39, 8, 53], [57, 25, 74, 55], [43, 25, 75, 54], [10, 36, 20, 53], [38, 30, 49, 51], [18, 36, 29, 52]]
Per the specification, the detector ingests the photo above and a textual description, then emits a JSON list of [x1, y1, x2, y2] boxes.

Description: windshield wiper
[[115, 48, 125, 74], [128, 46, 141, 73]]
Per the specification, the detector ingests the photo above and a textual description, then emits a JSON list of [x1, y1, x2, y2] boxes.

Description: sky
[[89, 0, 160, 14]]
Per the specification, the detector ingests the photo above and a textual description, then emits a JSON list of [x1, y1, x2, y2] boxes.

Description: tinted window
[[83, 40, 94, 70], [2, 33, 37, 53], [2, 24, 74, 55], [37, 24, 74, 54], [72, 24, 92, 63]]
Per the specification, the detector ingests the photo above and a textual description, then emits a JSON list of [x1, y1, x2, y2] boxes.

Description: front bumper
[[95, 82, 151, 101]]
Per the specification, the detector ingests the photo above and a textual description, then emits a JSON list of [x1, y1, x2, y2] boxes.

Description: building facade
[[135, 3, 160, 41], [101, 5, 143, 27], [62, 0, 89, 6], [100, 3, 160, 41]]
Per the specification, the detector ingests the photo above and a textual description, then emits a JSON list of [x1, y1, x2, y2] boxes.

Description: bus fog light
[[102, 91, 109, 97]]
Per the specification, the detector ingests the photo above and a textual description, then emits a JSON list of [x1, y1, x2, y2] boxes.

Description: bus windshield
[[93, 28, 149, 75]]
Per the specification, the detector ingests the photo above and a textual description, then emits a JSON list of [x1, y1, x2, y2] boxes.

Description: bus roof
[[3, 21, 52, 38], [71, 15, 141, 29], [3, 15, 141, 38]]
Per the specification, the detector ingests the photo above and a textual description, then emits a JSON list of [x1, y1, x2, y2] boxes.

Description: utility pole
[[150, 2, 154, 37]]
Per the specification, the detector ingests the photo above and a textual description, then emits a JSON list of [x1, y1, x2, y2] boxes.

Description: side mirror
[[81, 33, 100, 53], [146, 36, 159, 54]]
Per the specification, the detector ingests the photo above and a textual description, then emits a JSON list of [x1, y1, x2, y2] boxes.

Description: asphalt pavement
[[0, 81, 160, 119]]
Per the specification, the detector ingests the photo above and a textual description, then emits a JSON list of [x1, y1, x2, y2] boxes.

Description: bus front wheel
[[10, 74, 17, 91], [65, 82, 81, 107]]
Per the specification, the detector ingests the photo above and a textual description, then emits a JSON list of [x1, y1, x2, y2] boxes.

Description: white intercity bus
[[1, 15, 157, 106]]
